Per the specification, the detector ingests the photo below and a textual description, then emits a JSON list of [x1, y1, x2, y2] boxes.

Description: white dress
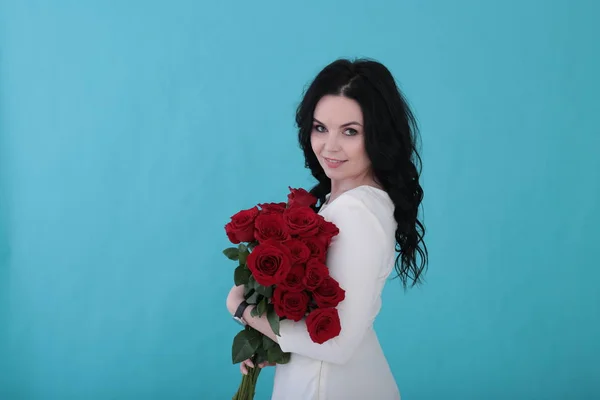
[[272, 185, 401, 400]]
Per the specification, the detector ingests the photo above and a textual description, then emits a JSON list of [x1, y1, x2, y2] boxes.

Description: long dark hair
[[296, 58, 428, 288]]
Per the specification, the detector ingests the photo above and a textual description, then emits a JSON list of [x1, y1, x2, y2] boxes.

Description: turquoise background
[[1, 1, 599, 399]]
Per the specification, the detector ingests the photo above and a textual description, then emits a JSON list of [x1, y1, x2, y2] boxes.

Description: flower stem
[[232, 356, 262, 400]]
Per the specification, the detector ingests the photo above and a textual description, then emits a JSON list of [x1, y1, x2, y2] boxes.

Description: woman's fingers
[[240, 358, 276, 374], [258, 361, 276, 368], [240, 359, 254, 375]]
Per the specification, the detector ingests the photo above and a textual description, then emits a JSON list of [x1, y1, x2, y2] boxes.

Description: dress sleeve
[[277, 193, 390, 365]]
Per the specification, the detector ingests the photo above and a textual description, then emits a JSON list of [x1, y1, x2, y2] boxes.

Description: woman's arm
[[276, 194, 389, 364], [226, 288, 279, 343], [227, 193, 389, 364]]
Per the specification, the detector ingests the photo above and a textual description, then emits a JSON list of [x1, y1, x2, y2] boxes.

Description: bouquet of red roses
[[223, 187, 346, 400]]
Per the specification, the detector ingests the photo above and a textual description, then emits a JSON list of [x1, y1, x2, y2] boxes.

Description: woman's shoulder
[[323, 185, 396, 235], [325, 185, 393, 212]]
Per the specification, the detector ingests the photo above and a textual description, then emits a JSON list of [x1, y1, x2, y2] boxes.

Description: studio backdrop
[[0, 1, 598, 399]]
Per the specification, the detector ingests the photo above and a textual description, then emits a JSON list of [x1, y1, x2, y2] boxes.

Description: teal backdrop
[[1, 1, 599, 399]]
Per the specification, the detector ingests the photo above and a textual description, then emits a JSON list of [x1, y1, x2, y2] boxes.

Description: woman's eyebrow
[[313, 118, 363, 127]]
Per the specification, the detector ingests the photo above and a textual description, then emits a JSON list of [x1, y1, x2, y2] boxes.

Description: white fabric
[[272, 186, 401, 400]]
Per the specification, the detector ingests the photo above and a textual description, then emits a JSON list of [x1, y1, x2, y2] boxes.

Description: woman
[[226, 58, 428, 399]]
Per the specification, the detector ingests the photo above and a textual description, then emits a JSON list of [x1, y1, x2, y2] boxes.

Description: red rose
[[258, 202, 286, 214], [272, 287, 310, 321], [303, 259, 329, 291], [279, 264, 305, 293], [224, 206, 259, 243], [246, 240, 292, 286], [283, 239, 311, 265], [254, 213, 291, 243], [284, 206, 321, 238], [287, 187, 317, 208], [316, 217, 339, 246], [313, 276, 345, 308], [306, 308, 342, 344], [300, 236, 327, 262]]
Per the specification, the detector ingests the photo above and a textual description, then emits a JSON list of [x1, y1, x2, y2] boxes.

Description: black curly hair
[[296, 58, 428, 288]]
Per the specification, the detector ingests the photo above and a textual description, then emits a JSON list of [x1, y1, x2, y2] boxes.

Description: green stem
[[232, 356, 262, 400]]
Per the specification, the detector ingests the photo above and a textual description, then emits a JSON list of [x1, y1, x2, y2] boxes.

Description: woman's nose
[[324, 132, 341, 151]]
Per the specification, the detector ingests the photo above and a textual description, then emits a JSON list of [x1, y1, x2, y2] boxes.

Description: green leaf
[[234, 265, 251, 286], [255, 283, 273, 298], [267, 345, 284, 364], [223, 247, 239, 260], [246, 275, 255, 290], [267, 304, 280, 336], [257, 298, 267, 316], [231, 328, 261, 364], [247, 275, 258, 290], [262, 335, 277, 351], [278, 351, 291, 364], [250, 306, 260, 318], [238, 244, 249, 265], [246, 291, 261, 305], [254, 345, 268, 366]]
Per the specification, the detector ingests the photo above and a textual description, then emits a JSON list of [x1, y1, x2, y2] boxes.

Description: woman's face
[[310, 95, 372, 184]]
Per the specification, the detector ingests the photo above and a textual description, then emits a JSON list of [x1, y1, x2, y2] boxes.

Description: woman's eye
[[344, 128, 358, 136], [313, 125, 326, 133]]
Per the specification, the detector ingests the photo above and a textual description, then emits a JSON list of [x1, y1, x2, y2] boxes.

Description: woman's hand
[[226, 284, 279, 344], [239, 358, 276, 375], [226, 284, 246, 315]]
